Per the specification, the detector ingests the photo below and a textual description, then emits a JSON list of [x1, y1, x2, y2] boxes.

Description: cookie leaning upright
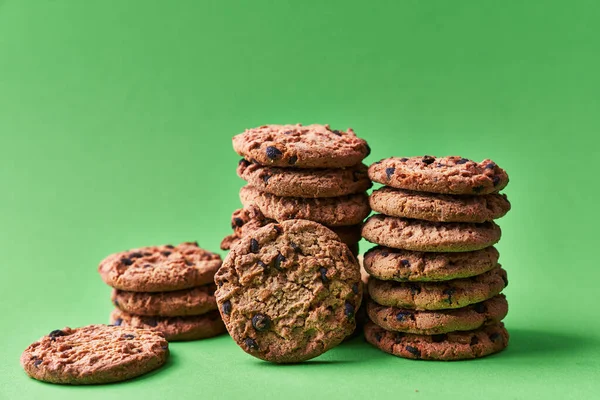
[[215, 220, 362, 363]]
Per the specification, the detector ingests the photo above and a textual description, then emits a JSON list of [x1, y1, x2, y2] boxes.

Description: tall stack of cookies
[[361, 156, 511, 361], [98, 242, 227, 341]]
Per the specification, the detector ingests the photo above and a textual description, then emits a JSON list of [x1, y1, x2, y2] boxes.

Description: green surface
[[1, 0, 599, 399]]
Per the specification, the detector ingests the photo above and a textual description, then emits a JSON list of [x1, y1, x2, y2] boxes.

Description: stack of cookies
[[221, 124, 372, 256], [98, 242, 227, 341], [361, 156, 511, 360]]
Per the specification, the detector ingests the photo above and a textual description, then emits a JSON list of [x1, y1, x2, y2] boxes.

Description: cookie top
[[111, 309, 226, 341], [364, 321, 509, 360], [369, 187, 511, 223], [363, 246, 500, 282], [369, 156, 509, 195], [362, 214, 501, 252], [368, 266, 507, 310], [214, 219, 362, 363], [237, 160, 372, 198], [240, 185, 371, 227], [112, 284, 217, 317], [367, 294, 508, 335], [21, 325, 168, 384], [98, 242, 222, 292], [232, 124, 370, 168]]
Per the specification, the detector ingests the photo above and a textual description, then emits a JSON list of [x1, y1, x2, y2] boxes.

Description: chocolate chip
[[123, 334, 135, 340], [422, 155, 435, 165], [385, 167, 395, 180], [470, 336, 479, 345], [331, 129, 342, 136], [352, 283, 359, 294], [431, 334, 447, 343], [319, 267, 328, 283], [456, 158, 469, 164], [113, 318, 123, 326], [473, 303, 487, 313], [273, 224, 283, 234], [492, 175, 501, 186], [399, 158, 408, 162], [380, 250, 389, 257], [121, 257, 133, 266], [435, 163, 446, 168], [443, 288, 455, 304], [233, 217, 244, 228], [395, 311, 412, 321], [49, 330, 66, 339], [262, 174, 271, 184], [375, 332, 382, 342], [161, 345, 169, 350], [113, 299, 120, 307], [283, 130, 294, 135], [33, 358, 43, 367], [489, 332, 501, 342], [129, 252, 143, 258], [365, 144, 371, 157], [408, 283, 421, 295], [274, 252, 286, 270], [192, 241, 199, 247], [405, 345, 421, 358], [238, 159, 251, 167], [400, 259, 410, 267], [244, 337, 259, 350], [344, 302, 355, 319], [257, 260, 267, 271], [472, 185, 485, 193], [251, 313, 271, 332], [288, 155, 298, 165], [161, 251, 171, 256], [222, 300, 232, 315], [249, 238, 259, 253], [290, 242, 301, 252], [485, 162, 496, 169], [265, 146, 282, 160]]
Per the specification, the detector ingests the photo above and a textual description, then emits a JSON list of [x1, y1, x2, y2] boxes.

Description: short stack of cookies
[[221, 124, 372, 257], [98, 242, 227, 341], [361, 156, 511, 360]]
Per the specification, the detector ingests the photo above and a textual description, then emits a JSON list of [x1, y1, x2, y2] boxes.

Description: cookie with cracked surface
[[362, 214, 501, 252], [370, 187, 510, 223], [367, 294, 508, 335], [363, 246, 499, 282], [369, 156, 508, 195], [237, 160, 372, 198], [214, 220, 362, 363], [364, 320, 509, 360], [98, 242, 222, 292], [368, 266, 507, 310], [232, 124, 370, 168], [21, 325, 168, 384], [111, 284, 217, 317], [110, 309, 225, 341], [240, 186, 370, 227]]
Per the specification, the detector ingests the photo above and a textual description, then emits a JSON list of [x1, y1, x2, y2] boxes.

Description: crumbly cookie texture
[[215, 220, 362, 363], [240, 185, 370, 227], [233, 124, 370, 168], [369, 156, 508, 195], [362, 214, 501, 252], [367, 294, 508, 335], [369, 187, 510, 223], [21, 325, 168, 384], [98, 242, 222, 292], [363, 246, 500, 282], [364, 321, 509, 360], [368, 266, 508, 310]]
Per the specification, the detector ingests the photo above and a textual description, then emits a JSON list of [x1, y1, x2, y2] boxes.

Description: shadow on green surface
[[502, 328, 598, 358]]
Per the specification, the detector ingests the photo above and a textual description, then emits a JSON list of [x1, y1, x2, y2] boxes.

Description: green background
[[1, 1, 599, 399]]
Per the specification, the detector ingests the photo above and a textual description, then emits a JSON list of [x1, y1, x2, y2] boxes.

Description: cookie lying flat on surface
[[240, 185, 370, 227], [369, 156, 509, 195], [364, 320, 509, 360], [112, 284, 217, 317], [98, 242, 222, 292], [367, 294, 508, 335], [362, 214, 501, 252], [232, 124, 370, 168], [237, 160, 372, 198], [21, 325, 168, 384], [363, 246, 499, 282], [111, 309, 225, 341], [369, 187, 511, 223], [215, 220, 362, 363], [368, 267, 507, 310]]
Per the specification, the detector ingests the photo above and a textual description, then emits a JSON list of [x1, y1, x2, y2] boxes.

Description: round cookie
[[111, 309, 226, 341], [367, 294, 508, 335], [369, 187, 511, 223], [369, 156, 509, 195], [214, 220, 362, 363], [368, 266, 507, 310], [364, 321, 509, 361], [98, 242, 222, 292], [232, 124, 370, 168], [237, 160, 372, 198], [21, 325, 168, 384], [112, 284, 217, 317], [363, 246, 500, 282], [362, 214, 501, 252], [240, 186, 370, 227]]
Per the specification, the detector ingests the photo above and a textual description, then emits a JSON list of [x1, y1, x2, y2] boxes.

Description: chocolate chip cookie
[[364, 320, 509, 360], [98, 242, 222, 292], [111, 309, 225, 341], [369, 156, 509, 195], [240, 186, 370, 227], [214, 220, 362, 363], [363, 246, 499, 282], [369, 187, 511, 223], [232, 124, 370, 168], [368, 267, 507, 310], [367, 294, 508, 335], [362, 214, 501, 252], [21, 325, 168, 384]]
